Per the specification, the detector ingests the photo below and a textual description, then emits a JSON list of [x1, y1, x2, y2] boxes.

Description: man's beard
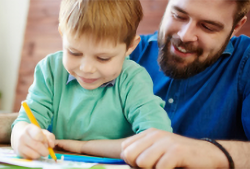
[[158, 34, 231, 79]]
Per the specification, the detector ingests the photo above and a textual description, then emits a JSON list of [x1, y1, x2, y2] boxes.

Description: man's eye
[[172, 12, 186, 20], [202, 24, 215, 32]]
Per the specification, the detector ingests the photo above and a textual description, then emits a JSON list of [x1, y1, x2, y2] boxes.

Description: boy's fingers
[[27, 124, 46, 142], [19, 145, 41, 159], [22, 133, 49, 157], [42, 130, 56, 148]]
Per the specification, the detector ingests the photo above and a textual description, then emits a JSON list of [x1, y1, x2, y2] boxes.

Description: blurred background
[[0, 0, 249, 112]]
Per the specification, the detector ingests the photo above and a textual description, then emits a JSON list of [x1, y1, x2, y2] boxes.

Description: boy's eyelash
[[97, 57, 111, 62], [67, 49, 82, 56], [67, 49, 111, 61]]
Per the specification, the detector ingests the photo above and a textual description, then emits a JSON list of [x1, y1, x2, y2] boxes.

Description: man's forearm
[[0, 113, 18, 143], [219, 140, 250, 168]]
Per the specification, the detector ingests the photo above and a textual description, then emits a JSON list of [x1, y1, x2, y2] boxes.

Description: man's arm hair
[[0, 113, 18, 143], [218, 140, 250, 168]]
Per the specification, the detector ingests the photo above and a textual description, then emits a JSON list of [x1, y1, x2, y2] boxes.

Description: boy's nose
[[177, 21, 198, 43], [80, 59, 96, 74]]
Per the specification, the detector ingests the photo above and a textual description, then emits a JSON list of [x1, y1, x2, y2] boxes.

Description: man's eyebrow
[[172, 6, 224, 29], [172, 6, 188, 14]]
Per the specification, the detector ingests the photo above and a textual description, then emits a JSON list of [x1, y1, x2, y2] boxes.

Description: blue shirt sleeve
[[239, 44, 250, 139]]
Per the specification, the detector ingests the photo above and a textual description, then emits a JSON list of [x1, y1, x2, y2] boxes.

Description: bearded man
[[121, 0, 250, 168]]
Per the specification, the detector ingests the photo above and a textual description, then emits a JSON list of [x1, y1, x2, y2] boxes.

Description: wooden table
[[0, 144, 132, 169]]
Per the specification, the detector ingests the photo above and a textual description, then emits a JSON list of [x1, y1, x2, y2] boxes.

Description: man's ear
[[231, 16, 247, 38], [125, 35, 141, 56], [58, 24, 63, 37]]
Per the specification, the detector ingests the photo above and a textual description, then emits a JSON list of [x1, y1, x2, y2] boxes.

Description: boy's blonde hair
[[59, 0, 143, 47]]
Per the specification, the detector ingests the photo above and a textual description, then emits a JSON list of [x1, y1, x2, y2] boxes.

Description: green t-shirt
[[13, 51, 172, 140]]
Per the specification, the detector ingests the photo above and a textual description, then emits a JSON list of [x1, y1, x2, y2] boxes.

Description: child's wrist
[[80, 140, 89, 154]]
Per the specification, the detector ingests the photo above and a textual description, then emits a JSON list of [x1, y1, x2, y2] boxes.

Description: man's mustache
[[167, 36, 203, 56]]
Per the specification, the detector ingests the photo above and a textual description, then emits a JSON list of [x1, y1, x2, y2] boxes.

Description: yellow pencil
[[21, 101, 57, 162]]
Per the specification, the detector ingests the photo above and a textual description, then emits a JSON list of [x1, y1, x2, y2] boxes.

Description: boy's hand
[[55, 139, 126, 158], [55, 139, 86, 153], [11, 122, 55, 159]]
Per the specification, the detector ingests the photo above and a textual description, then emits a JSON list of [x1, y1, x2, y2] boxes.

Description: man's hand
[[121, 128, 229, 169], [11, 122, 55, 159]]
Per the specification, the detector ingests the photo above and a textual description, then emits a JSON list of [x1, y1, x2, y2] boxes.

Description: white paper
[[0, 147, 97, 168]]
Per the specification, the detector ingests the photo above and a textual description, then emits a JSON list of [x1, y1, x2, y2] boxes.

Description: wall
[[0, 0, 30, 111]]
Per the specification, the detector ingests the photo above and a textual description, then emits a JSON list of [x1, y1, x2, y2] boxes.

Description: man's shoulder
[[139, 31, 158, 45], [231, 35, 250, 49], [230, 35, 250, 64], [130, 32, 159, 62], [229, 35, 250, 92]]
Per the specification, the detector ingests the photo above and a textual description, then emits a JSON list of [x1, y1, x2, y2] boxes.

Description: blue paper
[[49, 153, 126, 164]]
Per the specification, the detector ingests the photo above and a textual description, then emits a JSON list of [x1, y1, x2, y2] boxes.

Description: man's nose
[[177, 21, 198, 43], [80, 58, 96, 74]]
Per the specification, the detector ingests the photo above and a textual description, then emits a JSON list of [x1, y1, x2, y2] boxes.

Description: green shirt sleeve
[[119, 59, 173, 133], [12, 54, 58, 129]]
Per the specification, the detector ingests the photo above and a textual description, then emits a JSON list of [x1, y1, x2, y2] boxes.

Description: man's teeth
[[177, 46, 188, 53]]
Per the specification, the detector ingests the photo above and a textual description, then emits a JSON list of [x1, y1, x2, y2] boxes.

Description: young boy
[[11, 0, 172, 159]]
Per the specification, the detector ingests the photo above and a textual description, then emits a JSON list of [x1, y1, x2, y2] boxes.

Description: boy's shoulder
[[118, 57, 153, 85], [35, 51, 66, 77], [37, 51, 64, 68], [122, 56, 145, 72], [42, 51, 63, 63]]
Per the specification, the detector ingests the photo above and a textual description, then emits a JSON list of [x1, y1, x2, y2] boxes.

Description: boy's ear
[[58, 25, 63, 37], [231, 16, 247, 38], [125, 35, 141, 56]]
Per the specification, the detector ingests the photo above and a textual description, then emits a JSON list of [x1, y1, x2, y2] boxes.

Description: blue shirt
[[130, 31, 250, 140]]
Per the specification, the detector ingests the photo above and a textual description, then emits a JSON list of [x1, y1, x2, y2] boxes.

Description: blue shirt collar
[[148, 31, 158, 42], [66, 74, 116, 87], [148, 31, 234, 56], [222, 40, 234, 56]]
